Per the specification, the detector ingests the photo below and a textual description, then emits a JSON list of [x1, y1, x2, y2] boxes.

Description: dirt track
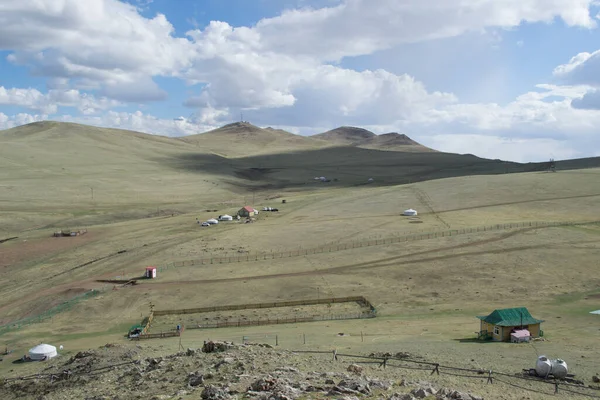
[[139, 227, 585, 289]]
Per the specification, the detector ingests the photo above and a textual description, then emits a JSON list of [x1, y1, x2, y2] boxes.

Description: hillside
[[3, 121, 600, 234], [179, 122, 330, 157], [312, 126, 435, 152]]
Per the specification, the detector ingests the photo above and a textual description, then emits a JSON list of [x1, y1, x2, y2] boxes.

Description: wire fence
[[157, 220, 600, 272], [286, 349, 600, 399], [4, 343, 598, 399]]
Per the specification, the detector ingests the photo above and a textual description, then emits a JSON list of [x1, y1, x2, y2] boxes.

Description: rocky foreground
[[0, 340, 562, 400]]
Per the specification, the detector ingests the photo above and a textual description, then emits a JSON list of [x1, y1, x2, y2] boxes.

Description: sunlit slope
[[179, 122, 331, 157], [0, 122, 236, 218]]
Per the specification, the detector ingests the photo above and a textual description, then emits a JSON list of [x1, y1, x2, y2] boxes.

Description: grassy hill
[[312, 126, 436, 152], [3, 121, 600, 234], [179, 122, 331, 157]]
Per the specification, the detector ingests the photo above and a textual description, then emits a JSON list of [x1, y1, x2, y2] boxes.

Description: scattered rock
[[250, 376, 278, 392], [593, 375, 600, 383], [347, 364, 363, 375], [276, 366, 299, 373], [201, 385, 230, 400], [188, 371, 204, 387], [388, 394, 415, 400], [369, 379, 392, 391], [186, 348, 197, 356], [411, 386, 436, 398]]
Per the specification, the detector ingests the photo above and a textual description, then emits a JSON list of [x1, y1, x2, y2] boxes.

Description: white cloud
[[0, 110, 216, 137], [1, 0, 193, 101], [553, 49, 600, 109], [425, 134, 583, 163], [2, 0, 600, 162], [0, 86, 120, 115], [0, 112, 48, 130], [253, 0, 596, 61]]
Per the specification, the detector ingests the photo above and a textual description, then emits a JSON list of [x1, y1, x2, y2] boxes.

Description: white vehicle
[[262, 207, 272, 211], [206, 218, 219, 225], [201, 222, 211, 227]]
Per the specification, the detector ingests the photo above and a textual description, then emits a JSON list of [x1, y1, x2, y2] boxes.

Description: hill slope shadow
[[157, 146, 591, 190]]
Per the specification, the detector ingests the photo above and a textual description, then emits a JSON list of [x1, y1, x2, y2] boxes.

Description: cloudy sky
[[1, 0, 600, 162]]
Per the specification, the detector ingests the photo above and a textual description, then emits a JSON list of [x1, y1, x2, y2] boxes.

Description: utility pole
[[90, 187, 94, 200]]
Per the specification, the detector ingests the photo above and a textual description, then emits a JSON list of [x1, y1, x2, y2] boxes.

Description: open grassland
[[1, 166, 600, 378], [2, 123, 600, 398]]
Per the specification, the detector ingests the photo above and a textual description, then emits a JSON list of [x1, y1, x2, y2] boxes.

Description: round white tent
[[402, 209, 418, 216], [29, 344, 57, 361]]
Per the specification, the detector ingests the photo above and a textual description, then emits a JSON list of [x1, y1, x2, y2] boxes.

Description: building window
[[494, 326, 500, 335]]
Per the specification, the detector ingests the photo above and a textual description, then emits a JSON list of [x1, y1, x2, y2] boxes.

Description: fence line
[[3, 340, 599, 398], [289, 349, 600, 398], [141, 296, 376, 337], [157, 220, 600, 273], [152, 296, 374, 316]]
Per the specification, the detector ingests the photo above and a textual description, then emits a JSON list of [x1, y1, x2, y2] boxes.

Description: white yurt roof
[[29, 343, 57, 360], [221, 214, 232, 218]]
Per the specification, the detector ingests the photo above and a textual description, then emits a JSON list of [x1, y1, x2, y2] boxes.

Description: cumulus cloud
[[0, 110, 215, 137], [571, 89, 600, 110], [425, 134, 584, 163], [1, 0, 192, 101], [180, 0, 598, 125], [254, 0, 596, 61], [553, 50, 600, 85], [0, 86, 120, 114], [2, 0, 600, 162]]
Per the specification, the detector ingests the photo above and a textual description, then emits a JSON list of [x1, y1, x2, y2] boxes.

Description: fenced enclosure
[[137, 296, 376, 339]]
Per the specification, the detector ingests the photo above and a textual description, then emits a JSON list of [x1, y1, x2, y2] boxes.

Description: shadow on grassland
[[158, 147, 600, 190]]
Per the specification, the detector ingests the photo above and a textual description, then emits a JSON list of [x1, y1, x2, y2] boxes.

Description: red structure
[[145, 266, 157, 279]]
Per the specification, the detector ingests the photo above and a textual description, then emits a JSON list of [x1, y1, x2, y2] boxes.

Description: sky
[[1, 0, 600, 162]]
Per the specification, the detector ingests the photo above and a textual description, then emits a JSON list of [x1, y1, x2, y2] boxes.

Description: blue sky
[[1, 0, 600, 162]]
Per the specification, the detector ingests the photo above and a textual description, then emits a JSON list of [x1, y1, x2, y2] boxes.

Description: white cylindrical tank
[[535, 356, 552, 377], [551, 359, 568, 379]]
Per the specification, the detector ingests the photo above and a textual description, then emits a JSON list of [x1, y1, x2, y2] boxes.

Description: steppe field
[[1, 121, 600, 399]]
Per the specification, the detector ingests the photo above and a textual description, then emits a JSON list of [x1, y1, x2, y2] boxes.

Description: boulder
[[202, 385, 230, 400], [188, 371, 204, 387], [347, 364, 363, 375]]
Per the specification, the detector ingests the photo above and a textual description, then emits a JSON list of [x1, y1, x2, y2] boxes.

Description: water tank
[[535, 356, 552, 377], [551, 359, 568, 379]]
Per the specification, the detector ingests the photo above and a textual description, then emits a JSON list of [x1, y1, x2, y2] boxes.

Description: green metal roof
[[477, 307, 544, 327]]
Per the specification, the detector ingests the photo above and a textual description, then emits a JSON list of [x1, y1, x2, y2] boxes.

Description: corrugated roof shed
[[477, 307, 544, 326]]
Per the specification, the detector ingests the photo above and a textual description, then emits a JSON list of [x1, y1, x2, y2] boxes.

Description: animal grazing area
[[142, 296, 376, 335], [2, 122, 600, 399]]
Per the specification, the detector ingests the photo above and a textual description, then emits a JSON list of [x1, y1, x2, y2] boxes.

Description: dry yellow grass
[[1, 122, 600, 398]]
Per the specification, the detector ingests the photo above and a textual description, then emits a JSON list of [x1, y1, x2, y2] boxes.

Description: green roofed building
[[477, 307, 544, 342]]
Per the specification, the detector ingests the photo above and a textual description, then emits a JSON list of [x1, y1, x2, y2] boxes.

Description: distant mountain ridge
[[311, 126, 435, 152]]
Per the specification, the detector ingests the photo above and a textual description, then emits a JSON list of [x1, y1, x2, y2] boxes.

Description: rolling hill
[[311, 126, 436, 152], [178, 122, 331, 157], [3, 120, 600, 214]]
